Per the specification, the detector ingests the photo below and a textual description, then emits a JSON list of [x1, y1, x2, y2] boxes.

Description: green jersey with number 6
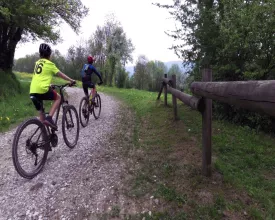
[[30, 59, 60, 94]]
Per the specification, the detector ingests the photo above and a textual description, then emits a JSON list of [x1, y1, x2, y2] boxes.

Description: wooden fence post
[[172, 74, 178, 120], [157, 83, 164, 100], [164, 73, 168, 106], [202, 68, 212, 176]]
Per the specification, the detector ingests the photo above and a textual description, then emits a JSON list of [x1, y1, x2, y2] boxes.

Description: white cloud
[[15, 0, 181, 66]]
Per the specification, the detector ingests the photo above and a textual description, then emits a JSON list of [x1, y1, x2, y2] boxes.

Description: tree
[[65, 40, 88, 80], [156, 0, 275, 131], [155, 0, 220, 68], [51, 50, 66, 73], [14, 53, 39, 73], [168, 64, 185, 89], [145, 61, 157, 91], [88, 14, 134, 86], [0, 0, 88, 72], [115, 64, 128, 88], [125, 73, 133, 89], [88, 26, 107, 72], [133, 55, 148, 90]]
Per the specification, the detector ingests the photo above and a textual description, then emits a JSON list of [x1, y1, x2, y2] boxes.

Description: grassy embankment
[[98, 86, 275, 220]]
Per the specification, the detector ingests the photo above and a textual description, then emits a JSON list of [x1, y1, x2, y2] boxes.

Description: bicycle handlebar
[[51, 81, 76, 90]]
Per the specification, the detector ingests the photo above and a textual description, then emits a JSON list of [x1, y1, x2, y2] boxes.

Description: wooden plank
[[191, 80, 275, 117], [201, 68, 212, 177], [172, 74, 178, 120], [167, 86, 203, 111], [164, 74, 168, 106]]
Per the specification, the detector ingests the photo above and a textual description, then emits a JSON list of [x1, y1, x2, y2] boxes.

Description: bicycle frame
[[52, 85, 70, 124], [88, 86, 97, 100], [31, 84, 73, 142]]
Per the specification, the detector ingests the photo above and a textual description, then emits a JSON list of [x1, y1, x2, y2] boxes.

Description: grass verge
[[98, 86, 275, 220]]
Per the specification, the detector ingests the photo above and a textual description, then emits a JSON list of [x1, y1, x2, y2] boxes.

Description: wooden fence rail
[[191, 80, 275, 118], [157, 68, 275, 176]]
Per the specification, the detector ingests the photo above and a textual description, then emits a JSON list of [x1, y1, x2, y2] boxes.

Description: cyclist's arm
[[93, 68, 103, 82], [57, 71, 75, 83], [89, 65, 103, 82]]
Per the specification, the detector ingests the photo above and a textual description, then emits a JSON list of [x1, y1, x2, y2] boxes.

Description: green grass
[[98, 86, 275, 219], [0, 81, 37, 132], [0, 72, 81, 132]]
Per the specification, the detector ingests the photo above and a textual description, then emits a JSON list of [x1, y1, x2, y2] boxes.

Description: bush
[[213, 102, 275, 133]]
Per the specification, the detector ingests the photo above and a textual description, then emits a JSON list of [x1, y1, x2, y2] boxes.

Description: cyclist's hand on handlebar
[[69, 80, 76, 86]]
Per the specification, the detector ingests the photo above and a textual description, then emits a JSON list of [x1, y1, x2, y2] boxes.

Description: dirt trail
[[0, 88, 137, 220]]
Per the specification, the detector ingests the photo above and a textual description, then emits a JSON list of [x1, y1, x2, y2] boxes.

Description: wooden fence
[[157, 68, 275, 176]]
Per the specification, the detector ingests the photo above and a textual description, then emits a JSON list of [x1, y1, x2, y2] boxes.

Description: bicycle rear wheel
[[12, 118, 49, 179], [62, 105, 80, 148], [79, 96, 90, 127], [93, 93, 101, 119]]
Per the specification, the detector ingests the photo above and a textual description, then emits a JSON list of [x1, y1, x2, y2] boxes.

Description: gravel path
[[0, 88, 134, 220]]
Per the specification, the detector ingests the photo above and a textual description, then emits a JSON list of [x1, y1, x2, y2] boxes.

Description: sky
[[14, 0, 181, 66]]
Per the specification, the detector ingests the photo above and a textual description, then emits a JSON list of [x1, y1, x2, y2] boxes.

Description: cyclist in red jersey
[[80, 55, 103, 102]]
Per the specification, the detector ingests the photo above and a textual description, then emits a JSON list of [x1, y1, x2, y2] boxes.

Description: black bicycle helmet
[[39, 43, 52, 57]]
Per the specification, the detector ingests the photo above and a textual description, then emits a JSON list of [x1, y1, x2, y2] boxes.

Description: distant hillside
[[125, 60, 193, 76]]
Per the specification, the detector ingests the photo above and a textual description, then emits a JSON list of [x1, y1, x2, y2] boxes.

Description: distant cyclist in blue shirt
[[80, 55, 103, 102]]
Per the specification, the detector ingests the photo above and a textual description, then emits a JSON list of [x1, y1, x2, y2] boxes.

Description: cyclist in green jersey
[[29, 43, 76, 129]]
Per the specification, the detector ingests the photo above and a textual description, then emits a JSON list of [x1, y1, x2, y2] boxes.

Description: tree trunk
[[0, 24, 23, 72]]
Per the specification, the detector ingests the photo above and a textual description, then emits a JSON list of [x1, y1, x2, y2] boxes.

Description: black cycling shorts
[[30, 88, 57, 111], [82, 82, 95, 97]]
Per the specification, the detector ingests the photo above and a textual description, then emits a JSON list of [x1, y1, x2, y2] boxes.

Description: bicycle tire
[[12, 118, 49, 179], [79, 96, 90, 127], [93, 93, 101, 120], [62, 105, 80, 148]]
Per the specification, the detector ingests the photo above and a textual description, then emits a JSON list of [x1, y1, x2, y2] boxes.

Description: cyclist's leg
[[88, 83, 96, 101], [49, 92, 60, 117], [40, 88, 59, 129], [39, 88, 60, 117], [30, 94, 45, 121], [83, 83, 89, 97]]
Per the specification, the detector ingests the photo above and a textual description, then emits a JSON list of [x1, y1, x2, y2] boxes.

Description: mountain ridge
[[125, 60, 191, 76]]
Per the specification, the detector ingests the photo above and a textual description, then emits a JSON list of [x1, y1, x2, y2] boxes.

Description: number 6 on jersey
[[35, 63, 44, 74]]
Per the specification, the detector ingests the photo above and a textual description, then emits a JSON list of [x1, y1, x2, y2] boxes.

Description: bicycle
[[79, 83, 102, 127], [12, 82, 80, 179]]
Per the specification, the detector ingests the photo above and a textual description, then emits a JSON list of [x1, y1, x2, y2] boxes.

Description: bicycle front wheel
[[12, 118, 49, 179], [79, 96, 90, 127], [62, 105, 80, 148], [93, 93, 101, 119]]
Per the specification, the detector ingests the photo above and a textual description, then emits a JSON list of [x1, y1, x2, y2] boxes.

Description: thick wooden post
[[164, 74, 168, 106], [157, 83, 164, 100], [172, 74, 178, 120], [202, 68, 212, 176]]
